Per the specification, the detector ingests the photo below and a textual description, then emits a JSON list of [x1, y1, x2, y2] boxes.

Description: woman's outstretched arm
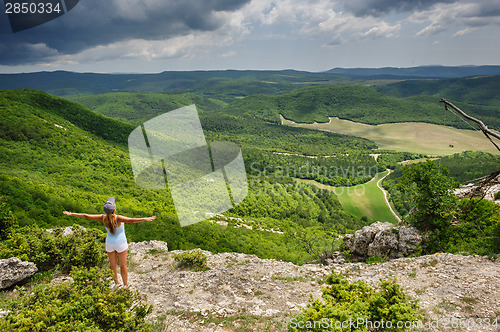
[[63, 211, 103, 222], [117, 215, 156, 223]]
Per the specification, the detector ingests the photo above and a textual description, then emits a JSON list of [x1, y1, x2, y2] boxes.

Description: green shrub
[[289, 272, 421, 331], [0, 225, 107, 272], [0, 196, 17, 240], [341, 250, 351, 263], [172, 249, 208, 271], [494, 191, 500, 200], [365, 255, 387, 264], [0, 266, 153, 331], [398, 160, 459, 233], [444, 198, 500, 256]]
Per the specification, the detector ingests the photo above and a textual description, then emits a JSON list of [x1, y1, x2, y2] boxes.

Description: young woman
[[63, 197, 156, 288]]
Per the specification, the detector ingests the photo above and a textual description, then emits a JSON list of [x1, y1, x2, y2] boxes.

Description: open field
[[296, 170, 400, 224], [282, 116, 500, 156]]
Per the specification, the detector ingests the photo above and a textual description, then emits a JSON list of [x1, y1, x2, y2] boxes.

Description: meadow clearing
[[283, 116, 500, 156], [297, 169, 400, 224]]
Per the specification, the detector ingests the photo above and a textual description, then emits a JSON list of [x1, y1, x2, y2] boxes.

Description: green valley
[[1, 71, 499, 265], [0, 89, 370, 264]]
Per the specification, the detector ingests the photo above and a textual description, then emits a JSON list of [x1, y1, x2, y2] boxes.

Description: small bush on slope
[[0, 225, 107, 272], [0, 267, 153, 331], [289, 272, 421, 331]]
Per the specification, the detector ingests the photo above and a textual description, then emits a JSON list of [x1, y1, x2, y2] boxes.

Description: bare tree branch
[[440, 99, 500, 201], [439, 98, 500, 152]]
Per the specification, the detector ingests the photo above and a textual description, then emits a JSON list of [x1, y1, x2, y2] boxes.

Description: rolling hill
[[376, 75, 500, 108], [326, 65, 500, 78], [70, 92, 227, 125], [3, 66, 500, 102], [219, 84, 500, 130], [0, 89, 370, 263]]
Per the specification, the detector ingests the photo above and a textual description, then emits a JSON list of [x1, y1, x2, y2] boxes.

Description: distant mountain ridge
[[0, 70, 344, 99], [1, 66, 500, 99], [325, 65, 500, 78]]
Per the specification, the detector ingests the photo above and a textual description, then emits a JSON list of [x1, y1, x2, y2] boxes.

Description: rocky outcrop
[[1, 240, 498, 332], [454, 170, 500, 203], [120, 242, 499, 332], [343, 221, 421, 261], [46, 225, 87, 236], [0, 257, 38, 289], [128, 240, 168, 254], [127, 244, 331, 331], [334, 253, 500, 332]]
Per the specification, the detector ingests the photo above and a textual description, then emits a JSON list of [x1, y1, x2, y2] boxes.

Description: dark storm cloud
[[464, 1, 500, 18], [0, 0, 250, 65], [343, 0, 456, 17]]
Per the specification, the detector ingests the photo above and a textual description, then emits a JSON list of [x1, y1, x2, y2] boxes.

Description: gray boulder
[[398, 225, 422, 256], [344, 222, 421, 262], [0, 257, 38, 289], [367, 228, 399, 258]]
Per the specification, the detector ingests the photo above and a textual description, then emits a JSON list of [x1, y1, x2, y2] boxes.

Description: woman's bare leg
[[117, 249, 128, 286], [107, 251, 119, 285]]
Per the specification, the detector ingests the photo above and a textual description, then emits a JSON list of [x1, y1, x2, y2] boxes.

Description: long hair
[[103, 213, 117, 234]]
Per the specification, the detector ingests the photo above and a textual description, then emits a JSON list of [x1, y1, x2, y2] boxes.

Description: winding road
[[377, 169, 401, 223]]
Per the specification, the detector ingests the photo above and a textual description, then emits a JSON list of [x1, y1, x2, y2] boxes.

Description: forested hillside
[[219, 84, 500, 130], [377, 75, 500, 106], [71, 92, 227, 125], [1, 72, 499, 262], [2, 67, 499, 99], [0, 89, 375, 264], [383, 151, 500, 218]]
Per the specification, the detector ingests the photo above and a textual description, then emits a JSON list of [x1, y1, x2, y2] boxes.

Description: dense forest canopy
[[1, 70, 499, 263]]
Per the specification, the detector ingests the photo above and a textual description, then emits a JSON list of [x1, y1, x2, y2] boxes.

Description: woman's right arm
[[63, 211, 103, 222]]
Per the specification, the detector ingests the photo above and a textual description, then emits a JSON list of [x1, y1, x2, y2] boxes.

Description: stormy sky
[[0, 0, 499, 73]]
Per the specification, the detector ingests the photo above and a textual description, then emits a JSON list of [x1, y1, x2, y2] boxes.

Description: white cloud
[[415, 23, 446, 37], [245, 0, 401, 45], [410, 1, 500, 37], [453, 27, 477, 37], [358, 21, 401, 39]]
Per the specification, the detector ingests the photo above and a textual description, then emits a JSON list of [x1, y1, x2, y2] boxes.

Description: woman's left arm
[[63, 211, 103, 222], [117, 215, 156, 223]]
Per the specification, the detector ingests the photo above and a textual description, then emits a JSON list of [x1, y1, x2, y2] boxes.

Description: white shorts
[[106, 241, 128, 253]]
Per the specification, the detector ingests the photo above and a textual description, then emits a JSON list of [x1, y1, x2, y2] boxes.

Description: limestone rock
[[46, 225, 87, 236], [129, 240, 168, 254], [0, 309, 10, 318], [398, 225, 422, 256], [344, 222, 421, 261], [0, 257, 38, 289], [325, 251, 347, 265], [454, 171, 500, 203], [120, 246, 499, 332], [367, 228, 399, 258]]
